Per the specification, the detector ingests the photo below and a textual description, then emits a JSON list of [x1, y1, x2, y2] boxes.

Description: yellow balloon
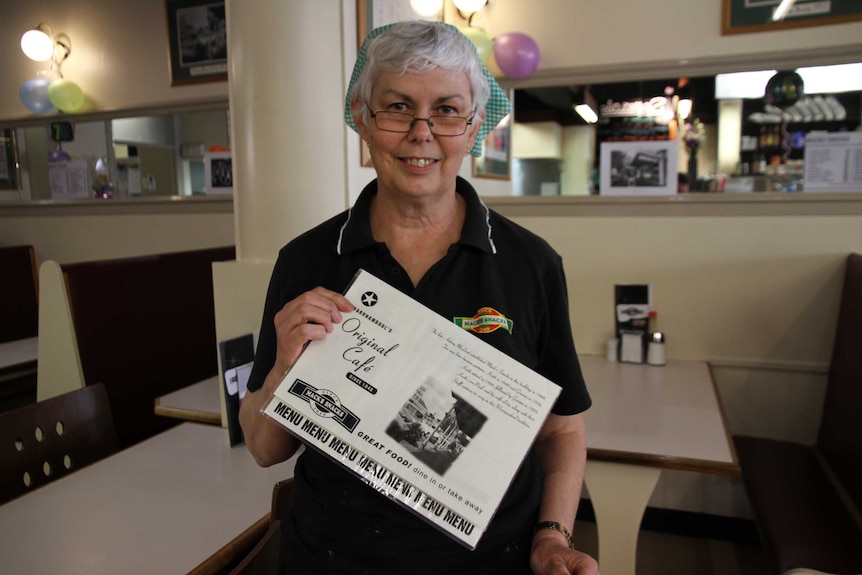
[[48, 79, 85, 113], [460, 27, 492, 65], [486, 51, 504, 78]]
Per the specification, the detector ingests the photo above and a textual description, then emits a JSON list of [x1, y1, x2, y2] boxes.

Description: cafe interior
[[1, 0, 861, 574]]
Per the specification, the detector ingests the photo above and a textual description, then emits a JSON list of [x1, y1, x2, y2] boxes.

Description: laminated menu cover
[[262, 269, 561, 549]]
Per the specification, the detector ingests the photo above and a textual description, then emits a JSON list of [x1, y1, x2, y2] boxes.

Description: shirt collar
[[336, 176, 496, 255]]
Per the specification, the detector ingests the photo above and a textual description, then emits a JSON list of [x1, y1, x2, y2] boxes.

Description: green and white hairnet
[[344, 21, 511, 157]]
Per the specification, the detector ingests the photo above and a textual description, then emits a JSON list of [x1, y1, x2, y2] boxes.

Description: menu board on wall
[[803, 131, 862, 192]]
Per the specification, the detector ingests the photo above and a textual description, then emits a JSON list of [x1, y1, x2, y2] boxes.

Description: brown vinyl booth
[[61, 246, 235, 448], [734, 253, 862, 574], [0, 245, 39, 344]]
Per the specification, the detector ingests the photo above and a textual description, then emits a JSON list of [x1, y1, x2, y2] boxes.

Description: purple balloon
[[19, 77, 54, 114], [49, 149, 72, 162], [493, 32, 540, 79]]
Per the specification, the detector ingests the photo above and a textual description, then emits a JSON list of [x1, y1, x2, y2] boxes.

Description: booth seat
[[38, 246, 235, 448], [0, 245, 38, 344], [734, 253, 862, 574]]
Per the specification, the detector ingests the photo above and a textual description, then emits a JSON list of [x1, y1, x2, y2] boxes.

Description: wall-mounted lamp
[[409, 0, 444, 18], [20, 23, 71, 75], [453, 0, 489, 14], [19, 23, 83, 114]]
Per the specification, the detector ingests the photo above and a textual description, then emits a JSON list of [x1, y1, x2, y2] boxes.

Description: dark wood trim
[[188, 513, 270, 575], [587, 448, 741, 477], [153, 402, 221, 426]]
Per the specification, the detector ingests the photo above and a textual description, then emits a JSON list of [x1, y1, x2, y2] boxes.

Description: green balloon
[[460, 27, 492, 65], [48, 79, 85, 113]]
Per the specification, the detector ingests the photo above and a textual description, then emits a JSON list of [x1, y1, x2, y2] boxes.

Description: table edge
[[154, 402, 222, 426], [187, 513, 270, 575]]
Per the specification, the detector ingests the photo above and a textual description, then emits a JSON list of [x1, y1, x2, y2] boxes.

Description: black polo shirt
[[247, 176, 590, 574]]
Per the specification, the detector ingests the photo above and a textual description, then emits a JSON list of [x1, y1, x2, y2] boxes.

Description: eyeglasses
[[367, 106, 475, 137]]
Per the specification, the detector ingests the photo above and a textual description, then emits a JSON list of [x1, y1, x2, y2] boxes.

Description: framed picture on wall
[[472, 115, 511, 180], [0, 129, 19, 191], [204, 151, 233, 195], [722, 0, 862, 35], [599, 140, 678, 196], [165, 0, 228, 85]]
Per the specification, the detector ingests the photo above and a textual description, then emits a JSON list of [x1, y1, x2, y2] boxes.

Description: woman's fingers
[[272, 287, 354, 372]]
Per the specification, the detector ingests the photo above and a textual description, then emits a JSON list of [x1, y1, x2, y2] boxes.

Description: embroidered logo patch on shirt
[[454, 307, 513, 334]]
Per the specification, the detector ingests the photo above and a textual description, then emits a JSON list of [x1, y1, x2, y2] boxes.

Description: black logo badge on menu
[[288, 379, 360, 432], [361, 291, 378, 307]]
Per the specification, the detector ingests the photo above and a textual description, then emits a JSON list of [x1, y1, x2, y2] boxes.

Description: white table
[[0, 336, 38, 371], [155, 375, 222, 425], [0, 422, 297, 575], [579, 355, 738, 575], [0, 336, 38, 399]]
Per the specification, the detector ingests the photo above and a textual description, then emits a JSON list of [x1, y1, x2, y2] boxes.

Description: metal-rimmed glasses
[[367, 104, 476, 137]]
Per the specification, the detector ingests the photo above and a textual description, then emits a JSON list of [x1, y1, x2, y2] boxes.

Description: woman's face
[[355, 68, 482, 203]]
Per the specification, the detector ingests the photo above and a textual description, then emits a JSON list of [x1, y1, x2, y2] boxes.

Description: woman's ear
[[466, 111, 485, 153], [351, 99, 369, 142]]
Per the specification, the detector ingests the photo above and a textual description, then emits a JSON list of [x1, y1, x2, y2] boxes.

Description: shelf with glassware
[[735, 95, 859, 191]]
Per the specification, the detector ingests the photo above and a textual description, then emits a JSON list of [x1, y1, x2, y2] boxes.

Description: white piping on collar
[[478, 196, 497, 255], [336, 206, 354, 255]]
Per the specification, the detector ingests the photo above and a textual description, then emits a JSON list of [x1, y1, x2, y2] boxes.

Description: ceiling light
[[574, 104, 598, 124]]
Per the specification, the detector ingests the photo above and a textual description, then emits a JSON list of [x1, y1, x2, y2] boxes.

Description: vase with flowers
[[682, 118, 705, 191]]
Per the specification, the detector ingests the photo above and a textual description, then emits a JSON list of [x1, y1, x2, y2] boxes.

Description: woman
[[240, 21, 598, 575]]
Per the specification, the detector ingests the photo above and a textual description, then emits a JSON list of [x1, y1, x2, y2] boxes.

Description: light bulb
[[410, 0, 443, 17], [453, 0, 488, 14], [574, 104, 598, 124], [21, 29, 54, 62], [677, 99, 693, 120]]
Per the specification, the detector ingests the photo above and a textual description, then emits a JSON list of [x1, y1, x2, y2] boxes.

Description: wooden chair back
[[816, 252, 862, 511], [0, 383, 118, 505], [61, 246, 235, 447], [227, 477, 295, 575], [0, 245, 39, 344]]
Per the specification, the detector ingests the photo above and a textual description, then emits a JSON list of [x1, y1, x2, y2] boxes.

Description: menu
[[262, 269, 561, 549], [804, 131, 862, 192]]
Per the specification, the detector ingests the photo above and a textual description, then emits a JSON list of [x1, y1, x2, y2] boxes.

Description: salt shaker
[[606, 338, 619, 362], [646, 332, 666, 366]]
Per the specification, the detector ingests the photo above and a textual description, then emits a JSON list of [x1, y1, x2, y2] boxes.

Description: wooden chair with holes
[[0, 383, 119, 505], [228, 477, 295, 575]]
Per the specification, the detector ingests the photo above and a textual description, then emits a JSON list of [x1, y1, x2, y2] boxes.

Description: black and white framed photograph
[[165, 0, 228, 85], [204, 151, 233, 195], [599, 140, 678, 196]]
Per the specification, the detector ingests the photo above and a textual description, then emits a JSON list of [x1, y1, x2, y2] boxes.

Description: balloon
[[485, 51, 504, 78], [765, 71, 804, 108], [460, 27, 492, 65], [48, 78, 85, 113], [49, 149, 72, 162], [19, 78, 54, 113], [493, 32, 540, 79]]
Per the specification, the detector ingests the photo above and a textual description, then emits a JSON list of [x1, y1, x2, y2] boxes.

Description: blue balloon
[[20, 78, 54, 114]]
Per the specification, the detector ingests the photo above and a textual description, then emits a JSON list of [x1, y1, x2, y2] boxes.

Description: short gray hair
[[350, 21, 490, 121]]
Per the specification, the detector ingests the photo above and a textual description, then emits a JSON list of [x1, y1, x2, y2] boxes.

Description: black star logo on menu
[[361, 291, 378, 307]]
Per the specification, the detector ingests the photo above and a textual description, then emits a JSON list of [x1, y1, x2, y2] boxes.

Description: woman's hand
[[530, 531, 600, 575], [267, 287, 354, 393], [240, 287, 353, 467]]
